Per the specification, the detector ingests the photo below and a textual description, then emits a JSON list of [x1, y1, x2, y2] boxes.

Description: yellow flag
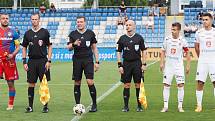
[[39, 74, 50, 105], [138, 79, 147, 109]]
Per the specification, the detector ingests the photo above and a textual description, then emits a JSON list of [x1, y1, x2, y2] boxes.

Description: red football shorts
[[0, 58, 19, 81]]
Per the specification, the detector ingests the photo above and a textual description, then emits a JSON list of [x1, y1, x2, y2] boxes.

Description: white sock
[[196, 90, 203, 107], [163, 86, 170, 108], [178, 86, 184, 108], [214, 88, 215, 97]]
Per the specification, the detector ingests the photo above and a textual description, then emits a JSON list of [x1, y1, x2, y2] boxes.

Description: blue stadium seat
[[95, 21, 100, 25]]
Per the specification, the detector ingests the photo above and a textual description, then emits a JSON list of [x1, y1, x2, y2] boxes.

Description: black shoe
[[122, 106, 129, 112], [42, 107, 49, 113], [89, 104, 97, 112], [25, 107, 33, 113], [136, 106, 143, 112]]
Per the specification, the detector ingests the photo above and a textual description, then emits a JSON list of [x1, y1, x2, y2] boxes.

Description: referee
[[67, 16, 99, 112], [117, 20, 147, 112], [22, 13, 52, 113]]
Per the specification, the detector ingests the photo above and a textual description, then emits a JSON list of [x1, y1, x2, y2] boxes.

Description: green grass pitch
[[0, 61, 215, 121]]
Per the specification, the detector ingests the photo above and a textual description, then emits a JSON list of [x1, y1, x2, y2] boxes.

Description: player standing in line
[[0, 13, 20, 110], [194, 13, 215, 112], [160, 22, 190, 112]]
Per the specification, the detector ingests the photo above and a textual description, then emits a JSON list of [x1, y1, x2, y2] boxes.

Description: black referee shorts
[[72, 57, 94, 81], [27, 58, 51, 83], [121, 60, 143, 84]]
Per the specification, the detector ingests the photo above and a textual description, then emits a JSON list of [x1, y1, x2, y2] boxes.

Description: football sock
[[74, 85, 81, 104], [123, 88, 130, 108], [163, 86, 170, 108], [88, 84, 97, 105], [177, 86, 184, 108], [214, 88, 215, 97], [196, 90, 203, 107], [8, 87, 16, 106], [28, 87, 34, 108], [136, 88, 141, 107]]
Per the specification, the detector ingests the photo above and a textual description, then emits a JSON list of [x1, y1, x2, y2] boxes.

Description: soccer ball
[[73, 104, 85, 115]]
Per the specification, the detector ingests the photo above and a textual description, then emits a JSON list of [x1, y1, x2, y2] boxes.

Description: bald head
[[125, 20, 136, 35]]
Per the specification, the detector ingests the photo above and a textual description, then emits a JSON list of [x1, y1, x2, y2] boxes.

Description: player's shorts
[[0, 58, 19, 81], [27, 58, 51, 83], [72, 57, 94, 81], [163, 64, 185, 85], [121, 60, 142, 84], [196, 62, 215, 83]]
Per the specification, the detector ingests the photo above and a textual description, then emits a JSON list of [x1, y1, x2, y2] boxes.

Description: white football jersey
[[195, 28, 215, 63], [162, 36, 188, 65]]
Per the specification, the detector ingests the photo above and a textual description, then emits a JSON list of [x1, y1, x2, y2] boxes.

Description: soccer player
[[194, 13, 215, 112], [67, 16, 99, 112], [116, 20, 147, 112], [22, 13, 52, 113], [160, 22, 190, 112], [0, 13, 20, 110]]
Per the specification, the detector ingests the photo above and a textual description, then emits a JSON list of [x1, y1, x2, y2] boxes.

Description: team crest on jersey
[[7, 32, 12, 37], [86, 41, 90, 47], [134, 45, 139, 51], [206, 41, 211, 47], [171, 48, 176, 54], [38, 40, 43, 46]]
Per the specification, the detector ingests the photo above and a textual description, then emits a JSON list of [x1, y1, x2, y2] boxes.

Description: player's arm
[[117, 51, 124, 74], [117, 42, 123, 74], [160, 50, 165, 72], [195, 42, 200, 57], [22, 46, 28, 71], [184, 47, 191, 74], [141, 50, 147, 71], [91, 43, 99, 72], [67, 33, 81, 50], [8, 39, 20, 59], [13, 40, 20, 56], [47, 44, 52, 61]]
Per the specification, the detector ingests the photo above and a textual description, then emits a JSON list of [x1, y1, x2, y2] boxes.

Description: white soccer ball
[[73, 104, 85, 115]]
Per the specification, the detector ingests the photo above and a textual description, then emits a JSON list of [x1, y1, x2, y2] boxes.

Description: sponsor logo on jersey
[[206, 41, 211, 47], [0, 37, 13, 40]]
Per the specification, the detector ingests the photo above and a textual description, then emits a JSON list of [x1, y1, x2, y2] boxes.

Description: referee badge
[[8, 32, 12, 37], [38, 40, 43, 46], [86, 41, 90, 47], [134, 45, 139, 51]]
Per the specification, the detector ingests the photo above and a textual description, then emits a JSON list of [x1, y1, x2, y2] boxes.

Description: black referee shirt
[[117, 33, 146, 62], [22, 28, 51, 59], [68, 29, 97, 58]]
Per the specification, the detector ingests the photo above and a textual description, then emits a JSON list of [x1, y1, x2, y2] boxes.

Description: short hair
[[202, 12, 213, 19], [31, 13, 40, 19], [0, 13, 9, 18], [172, 22, 181, 30], [76, 16, 86, 21]]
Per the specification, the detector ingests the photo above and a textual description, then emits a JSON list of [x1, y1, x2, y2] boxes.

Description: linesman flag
[[138, 78, 147, 109], [39, 74, 50, 105]]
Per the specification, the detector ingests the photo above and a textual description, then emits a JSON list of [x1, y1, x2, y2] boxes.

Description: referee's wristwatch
[[142, 63, 147, 66], [48, 60, 51, 63], [95, 61, 100, 64]]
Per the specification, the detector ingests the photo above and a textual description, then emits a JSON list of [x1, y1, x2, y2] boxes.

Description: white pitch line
[[71, 60, 158, 121]]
